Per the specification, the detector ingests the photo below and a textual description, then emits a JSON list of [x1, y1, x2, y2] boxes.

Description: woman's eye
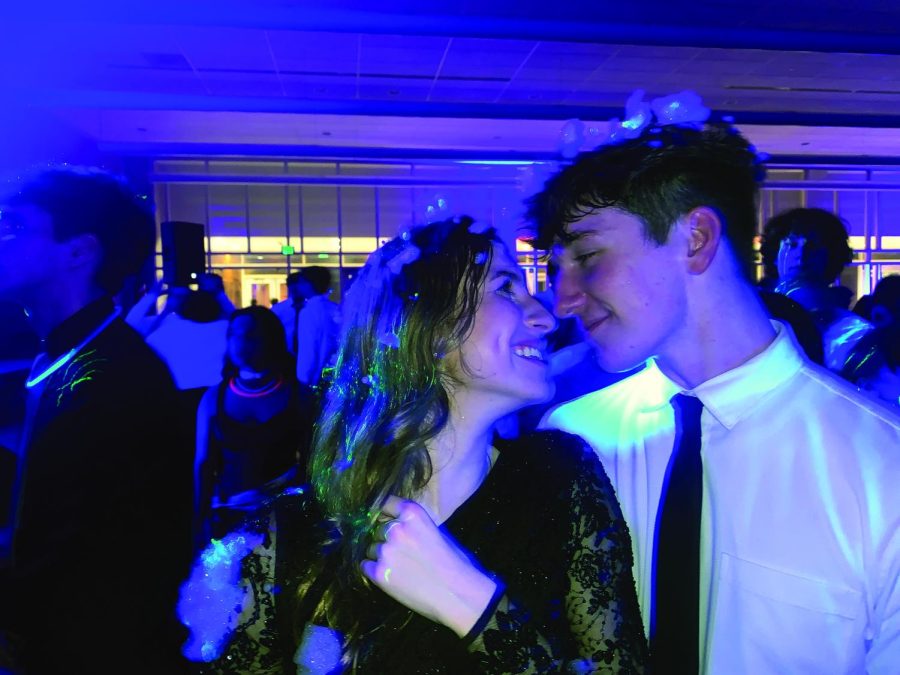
[[498, 278, 515, 295], [574, 250, 600, 266]]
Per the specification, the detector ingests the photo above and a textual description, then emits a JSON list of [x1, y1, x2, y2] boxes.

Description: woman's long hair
[[299, 215, 498, 663]]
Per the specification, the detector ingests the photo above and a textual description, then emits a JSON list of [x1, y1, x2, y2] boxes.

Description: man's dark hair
[[760, 207, 853, 283], [301, 266, 333, 296], [286, 271, 304, 286], [871, 274, 900, 324], [8, 167, 155, 294], [525, 124, 765, 279]]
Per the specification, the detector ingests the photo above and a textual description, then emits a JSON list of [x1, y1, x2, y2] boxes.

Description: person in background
[[840, 322, 900, 410], [530, 94, 900, 674], [760, 207, 871, 370], [273, 266, 340, 386], [759, 290, 825, 365], [198, 271, 236, 319], [870, 274, 900, 328], [0, 167, 191, 673], [146, 287, 230, 390], [194, 305, 315, 547], [272, 269, 311, 354], [125, 279, 187, 336], [180, 216, 647, 673]]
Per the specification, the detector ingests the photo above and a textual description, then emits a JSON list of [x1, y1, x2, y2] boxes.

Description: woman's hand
[[361, 496, 498, 637]]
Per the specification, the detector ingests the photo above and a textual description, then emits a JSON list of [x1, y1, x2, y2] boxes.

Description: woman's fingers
[[365, 541, 384, 561], [380, 495, 407, 518], [360, 559, 377, 582], [374, 518, 401, 542], [360, 559, 392, 585]]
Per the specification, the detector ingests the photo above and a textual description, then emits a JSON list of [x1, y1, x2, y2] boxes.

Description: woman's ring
[[381, 519, 400, 541]]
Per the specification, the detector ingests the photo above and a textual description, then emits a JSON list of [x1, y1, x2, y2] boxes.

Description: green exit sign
[[281, 245, 295, 255]]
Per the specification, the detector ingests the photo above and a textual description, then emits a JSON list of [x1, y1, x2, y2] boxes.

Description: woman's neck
[[230, 369, 282, 397], [419, 413, 497, 525]]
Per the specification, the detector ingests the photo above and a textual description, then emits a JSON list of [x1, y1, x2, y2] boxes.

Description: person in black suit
[[0, 168, 192, 673]]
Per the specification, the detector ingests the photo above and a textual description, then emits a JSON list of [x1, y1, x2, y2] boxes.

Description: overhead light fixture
[[457, 160, 537, 166]]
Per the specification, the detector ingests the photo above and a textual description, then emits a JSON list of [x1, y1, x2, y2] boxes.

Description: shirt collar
[[636, 321, 805, 429], [633, 360, 682, 413], [691, 320, 804, 429], [44, 296, 116, 358]]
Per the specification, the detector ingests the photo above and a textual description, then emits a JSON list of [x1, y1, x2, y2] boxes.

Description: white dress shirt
[[543, 321, 900, 674], [273, 295, 339, 385], [145, 314, 228, 390]]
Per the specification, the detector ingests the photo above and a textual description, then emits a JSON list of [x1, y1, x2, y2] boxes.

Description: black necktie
[[651, 393, 704, 674]]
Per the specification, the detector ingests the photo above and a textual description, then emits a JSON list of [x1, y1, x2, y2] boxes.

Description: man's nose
[[552, 269, 586, 318]]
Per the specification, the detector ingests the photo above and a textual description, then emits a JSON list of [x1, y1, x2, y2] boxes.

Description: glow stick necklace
[[25, 308, 121, 389]]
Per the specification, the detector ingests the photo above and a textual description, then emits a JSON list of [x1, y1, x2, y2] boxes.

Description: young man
[[760, 207, 871, 371], [273, 266, 339, 385], [272, 269, 314, 359], [531, 121, 900, 673], [0, 168, 192, 673]]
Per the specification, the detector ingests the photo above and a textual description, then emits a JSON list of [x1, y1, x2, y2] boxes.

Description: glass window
[[248, 185, 289, 252], [340, 187, 376, 238], [152, 158, 900, 307], [301, 186, 339, 248], [208, 185, 248, 248], [378, 188, 414, 236], [166, 183, 207, 227]]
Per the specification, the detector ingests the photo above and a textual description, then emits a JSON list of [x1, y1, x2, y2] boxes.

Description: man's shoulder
[[788, 360, 900, 434], [541, 366, 658, 440], [54, 319, 177, 400]]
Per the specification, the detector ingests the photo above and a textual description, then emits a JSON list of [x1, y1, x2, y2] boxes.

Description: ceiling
[[3, 0, 900, 162]]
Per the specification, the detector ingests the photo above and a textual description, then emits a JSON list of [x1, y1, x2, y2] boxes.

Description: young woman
[[194, 305, 316, 545], [182, 217, 646, 673]]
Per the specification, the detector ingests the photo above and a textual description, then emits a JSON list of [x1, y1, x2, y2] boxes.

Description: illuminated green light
[[317, 253, 329, 259], [281, 245, 295, 255]]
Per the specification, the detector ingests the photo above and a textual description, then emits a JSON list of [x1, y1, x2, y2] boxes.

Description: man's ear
[[683, 207, 723, 275], [65, 233, 102, 273]]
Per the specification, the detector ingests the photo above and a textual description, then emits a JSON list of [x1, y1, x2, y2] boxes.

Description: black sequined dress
[[205, 430, 647, 674]]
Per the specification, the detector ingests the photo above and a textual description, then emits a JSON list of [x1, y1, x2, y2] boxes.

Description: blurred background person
[[840, 322, 900, 410], [271, 269, 311, 358], [145, 285, 230, 390], [760, 207, 872, 371], [194, 305, 315, 547], [870, 274, 900, 328], [272, 266, 340, 386], [0, 167, 191, 674]]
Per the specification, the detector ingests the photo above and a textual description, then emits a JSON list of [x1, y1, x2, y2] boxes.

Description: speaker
[[161, 221, 206, 286]]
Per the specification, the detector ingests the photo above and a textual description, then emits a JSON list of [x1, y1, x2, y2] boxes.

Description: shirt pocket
[[708, 553, 864, 675]]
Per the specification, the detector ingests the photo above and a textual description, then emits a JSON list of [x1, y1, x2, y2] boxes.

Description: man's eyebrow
[[564, 228, 602, 242]]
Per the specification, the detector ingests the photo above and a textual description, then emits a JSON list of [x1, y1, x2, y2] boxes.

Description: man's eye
[[574, 251, 599, 265]]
